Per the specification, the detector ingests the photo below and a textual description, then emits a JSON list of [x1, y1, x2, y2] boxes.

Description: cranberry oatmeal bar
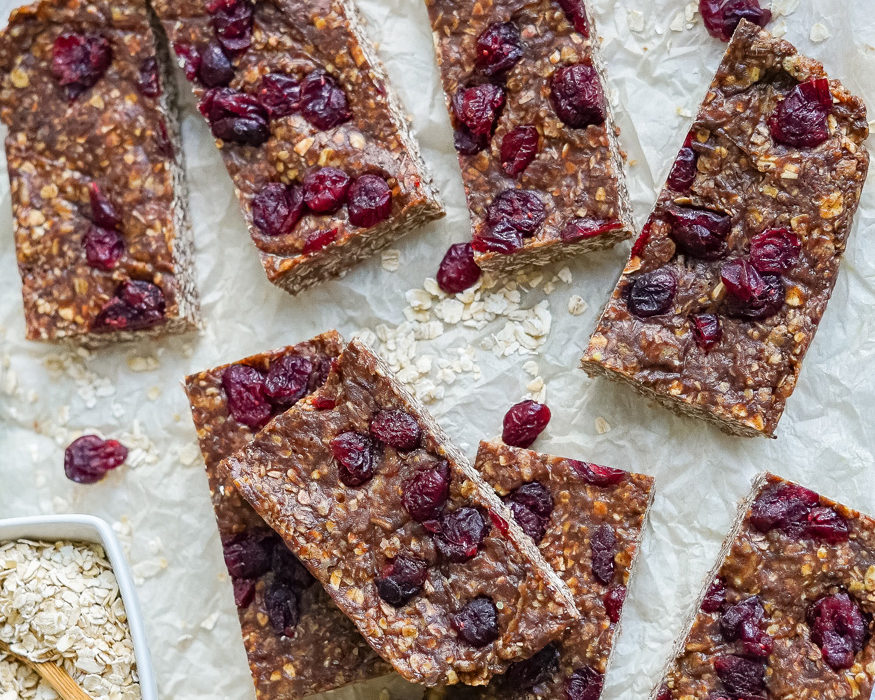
[[0, 0, 199, 344], [152, 0, 444, 295], [425, 0, 632, 273], [183, 331, 389, 698], [654, 473, 875, 700], [223, 339, 580, 687], [581, 20, 870, 438]]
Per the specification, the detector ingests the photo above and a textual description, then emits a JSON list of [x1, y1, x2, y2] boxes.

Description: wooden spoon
[[0, 641, 93, 700]]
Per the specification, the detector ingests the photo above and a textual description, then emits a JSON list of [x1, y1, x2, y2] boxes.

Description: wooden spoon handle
[[30, 659, 93, 700]]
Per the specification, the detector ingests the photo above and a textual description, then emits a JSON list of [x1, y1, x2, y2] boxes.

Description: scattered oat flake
[[595, 416, 612, 434], [772, 0, 800, 17], [568, 295, 588, 316], [381, 248, 401, 272], [809, 23, 830, 43], [627, 10, 645, 32]]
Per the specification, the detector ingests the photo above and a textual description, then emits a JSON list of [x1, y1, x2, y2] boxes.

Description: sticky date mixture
[[656, 474, 875, 700], [224, 339, 580, 687], [582, 21, 869, 438]]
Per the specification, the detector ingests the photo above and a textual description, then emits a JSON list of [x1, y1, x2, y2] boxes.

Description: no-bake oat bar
[[183, 331, 389, 699], [152, 0, 444, 295], [0, 0, 199, 344], [223, 339, 580, 687], [581, 20, 870, 438], [425, 0, 632, 273], [654, 473, 875, 700]]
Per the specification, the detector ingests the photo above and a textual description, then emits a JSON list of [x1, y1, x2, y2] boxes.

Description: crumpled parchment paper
[[1, 0, 874, 698]]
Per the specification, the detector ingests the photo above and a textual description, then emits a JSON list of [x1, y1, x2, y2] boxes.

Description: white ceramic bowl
[[0, 514, 157, 700]]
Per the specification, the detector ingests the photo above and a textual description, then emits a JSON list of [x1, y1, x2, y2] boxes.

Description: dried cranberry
[[312, 396, 336, 410], [89, 182, 122, 230], [500, 125, 539, 177], [199, 87, 269, 146], [749, 228, 800, 274], [666, 207, 731, 260], [769, 78, 833, 148], [83, 225, 124, 270], [751, 483, 819, 536], [721, 258, 765, 302], [137, 57, 161, 98], [174, 43, 201, 81], [726, 272, 785, 321], [198, 41, 235, 87], [258, 73, 301, 118], [807, 593, 868, 671], [626, 267, 677, 318], [561, 218, 623, 244], [302, 229, 338, 254], [720, 597, 773, 658], [489, 509, 510, 536], [331, 432, 379, 486], [655, 685, 673, 700], [347, 174, 393, 227], [402, 462, 450, 522], [556, 0, 590, 36], [302, 167, 350, 214], [722, 259, 786, 319], [700, 0, 772, 42], [64, 435, 127, 484], [51, 32, 112, 100], [92, 280, 166, 332], [591, 524, 616, 584], [502, 400, 551, 448], [569, 460, 626, 487], [433, 507, 488, 562], [506, 481, 553, 543], [604, 585, 626, 624], [454, 126, 488, 155], [807, 507, 850, 544], [264, 355, 312, 407], [232, 577, 256, 608], [691, 314, 722, 351], [565, 666, 603, 700], [207, 0, 254, 55], [631, 221, 653, 259], [437, 243, 481, 294], [452, 596, 499, 647], [472, 221, 524, 255], [222, 363, 271, 429], [376, 554, 428, 607], [550, 63, 605, 129], [667, 142, 699, 191], [714, 655, 765, 696], [251, 183, 304, 237], [453, 84, 505, 137], [265, 580, 299, 637], [702, 578, 727, 613], [222, 533, 271, 578], [504, 643, 559, 691], [476, 22, 524, 77], [370, 410, 421, 451], [299, 70, 351, 130], [487, 190, 546, 236]]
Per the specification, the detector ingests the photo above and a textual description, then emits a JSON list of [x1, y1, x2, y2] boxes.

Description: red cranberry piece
[[655, 685, 673, 700], [348, 174, 393, 227], [89, 182, 122, 230], [302, 167, 350, 214], [750, 483, 819, 536], [504, 643, 559, 691], [476, 22, 524, 77], [807, 593, 868, 671], [64, 435, 127, 484], [502, 400, 551, 448], [433, 507, 488, 563], [51, 32, 112, 100], [312, 396, 336, 410], [769, 78, 832, 148], [270, 538, 315, 591], [700, 0, 772, 42], [565, 666, 603, 700], [631, 221, 653, 259], [402, 461, 451, 522], [691, 313, 722, 351], [722, 259, 786, 320], [500, 125, 539, 177], [437, 243, 482, 294], [370, 410, 421, 451], [569, 460, 626, 487], [507, 501, 548, 543], [591, 524, 616, 585], [749, 228, 801, 274], [626, 267, 677, 318], [487, 189, 546, 236], [222, 532, 271, 578], [452, 596, 499, 647], [604, 585, 626, 624], [667, 144, 699, 191], [299, 70, 351, 130], [198, 41, 235, 87], [222, 363, 272, 429], [93, 280, 166, 332], [265, 580, 300, 637], [453, 84, 506, 138], [258, 73, 301, 118], [666, 207, 731, 260], [83, 225, 124, 271], [174, 43, 201, 81], [376, 554, 428, 607], [489, 509, 510, 536], [331, 432, 380, 486], [251, 183, 304, 237], [720, 596, 773, 659], [807, 507, 850, 544], [199, 87, 269, 146], [302, 228, 338, 255], [561, 218, 623, 244], [721, 258, 765, 302], [137, 57, 161, 98], [550, 63, 605, 129], [454, 127, 489, 155], [472, 220, 525, 255], [556, 0, 590, 36], [263, 354, 313, 407], [207, 0, 254, 55], [702, 578, 727, 613], [232, 577, 256, 608], [506, 481, 554, 543], [713, 655, 765, 696]]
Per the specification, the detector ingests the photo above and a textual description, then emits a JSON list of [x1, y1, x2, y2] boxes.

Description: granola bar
[[581, 20, 870, 438], [223, 339, 581, 687], [424, 0, 632, 273], [152, 0, 444, 296], [182, 331, 389, 699], [654, 473, 875, 700], [0, 0, 199, 345]]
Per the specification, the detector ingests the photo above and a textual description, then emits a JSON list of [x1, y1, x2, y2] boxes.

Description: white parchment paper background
[[1, 0, 874, 698]]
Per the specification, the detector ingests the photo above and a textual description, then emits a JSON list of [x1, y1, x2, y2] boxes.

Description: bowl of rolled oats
[[0, 514, 156, 700]]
